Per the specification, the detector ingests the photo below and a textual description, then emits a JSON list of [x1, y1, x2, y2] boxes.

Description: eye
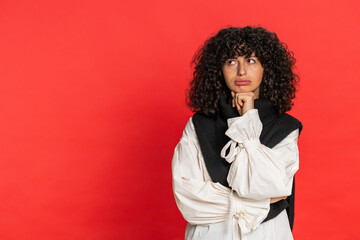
[[226, 60, 237, 66], [248, 59, 256, 64]]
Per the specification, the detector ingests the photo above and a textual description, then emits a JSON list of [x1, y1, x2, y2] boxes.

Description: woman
[[172, 26, 303, 239]]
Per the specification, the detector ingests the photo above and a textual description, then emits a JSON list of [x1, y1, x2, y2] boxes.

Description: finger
[[237, 94, 250, 102], [272, 196, 288, 203], [236, 92, 253, 98], [236, 95, 243, 107], [235, 95, 239, 109], [235, 100, 240, 111], [231, 92, 235, 107]]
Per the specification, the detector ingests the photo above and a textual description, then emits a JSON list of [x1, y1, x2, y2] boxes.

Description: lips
[[235, 79, 251, 86]]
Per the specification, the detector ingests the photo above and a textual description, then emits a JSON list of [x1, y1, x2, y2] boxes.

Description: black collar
[[218, 93, 277, 121]]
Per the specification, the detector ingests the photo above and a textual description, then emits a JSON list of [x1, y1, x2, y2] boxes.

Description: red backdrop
[[0, 0, 359, 239]]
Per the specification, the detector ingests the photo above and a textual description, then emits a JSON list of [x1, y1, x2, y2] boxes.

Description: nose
[[237, 62, 246, 76]]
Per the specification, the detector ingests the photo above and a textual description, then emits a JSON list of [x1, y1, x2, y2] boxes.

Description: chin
[[233, 86, 252, 93]]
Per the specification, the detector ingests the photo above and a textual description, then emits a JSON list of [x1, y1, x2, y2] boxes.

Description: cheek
[[222, 69, 231, 83], [222, 75, 234, 90], [224, 78, 232, 89], [256, 68, 264, 82], [259, 72, 264, 82]]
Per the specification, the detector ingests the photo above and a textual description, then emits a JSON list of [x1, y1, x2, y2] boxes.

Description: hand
[[231, 91, 255, 116], [270, 196, 288, 204]]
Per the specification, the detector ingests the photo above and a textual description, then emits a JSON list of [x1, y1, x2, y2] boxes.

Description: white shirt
[[172, 109, 299, 240]]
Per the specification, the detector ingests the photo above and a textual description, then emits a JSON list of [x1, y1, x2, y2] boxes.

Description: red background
[[0, 0, 359, 239]]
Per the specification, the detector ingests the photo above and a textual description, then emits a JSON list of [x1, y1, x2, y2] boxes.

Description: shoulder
[[183, 112, 215, 142], [279, 112, 303, 135], [262, 111, 303, 148], [191, 112, 216, 137], [192, 112, 213, 125], [181, 116, 197, 141]]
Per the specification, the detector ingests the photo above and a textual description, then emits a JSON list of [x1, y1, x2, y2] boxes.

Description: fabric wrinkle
[[172, 95, 302, 239]]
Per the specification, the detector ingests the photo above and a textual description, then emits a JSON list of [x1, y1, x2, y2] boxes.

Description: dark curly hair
[[186, 26, 299, 116]]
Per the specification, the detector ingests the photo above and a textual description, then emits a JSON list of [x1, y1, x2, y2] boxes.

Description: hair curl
[[186, 26, 299, 116]]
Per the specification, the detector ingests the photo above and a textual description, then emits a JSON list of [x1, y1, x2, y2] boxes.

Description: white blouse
[[172, 109, 299, 240]]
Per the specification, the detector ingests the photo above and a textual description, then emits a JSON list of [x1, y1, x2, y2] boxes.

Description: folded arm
[[221, 109, 300, 200], [172, 118, 271, 234]]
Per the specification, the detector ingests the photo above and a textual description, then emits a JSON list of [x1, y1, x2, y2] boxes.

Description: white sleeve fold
[[172, 118, 271, 234], [221, 109, 300, 200]]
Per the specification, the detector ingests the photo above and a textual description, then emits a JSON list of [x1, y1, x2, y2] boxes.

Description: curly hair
[[186, 26, 299, 116]]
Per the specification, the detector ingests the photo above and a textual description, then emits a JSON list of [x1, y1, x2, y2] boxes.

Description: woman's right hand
[[231, 91, 255, 116]]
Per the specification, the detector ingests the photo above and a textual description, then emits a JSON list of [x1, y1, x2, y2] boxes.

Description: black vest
[[192, 94, 302, 230]]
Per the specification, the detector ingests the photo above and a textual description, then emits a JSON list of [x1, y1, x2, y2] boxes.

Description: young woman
[[172, 26, 303, 240]]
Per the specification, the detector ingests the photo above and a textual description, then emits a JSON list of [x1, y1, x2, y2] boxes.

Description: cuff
[[225, 109, 263, 143], [230, 191, 270, 235]]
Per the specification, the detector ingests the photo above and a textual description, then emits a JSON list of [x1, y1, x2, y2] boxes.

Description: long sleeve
[[172, 118, 271, 235], [221, 109, 300, 200]]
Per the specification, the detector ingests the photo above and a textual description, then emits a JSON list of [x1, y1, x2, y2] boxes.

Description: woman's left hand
[[270, 196, 288, 204], [231, 91, 255, 116]]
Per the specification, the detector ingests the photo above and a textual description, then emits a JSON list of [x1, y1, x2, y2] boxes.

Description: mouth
[[235, 79, 251, 86]]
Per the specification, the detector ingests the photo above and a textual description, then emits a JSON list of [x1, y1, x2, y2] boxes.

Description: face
[[221, 53, 264, 98]]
